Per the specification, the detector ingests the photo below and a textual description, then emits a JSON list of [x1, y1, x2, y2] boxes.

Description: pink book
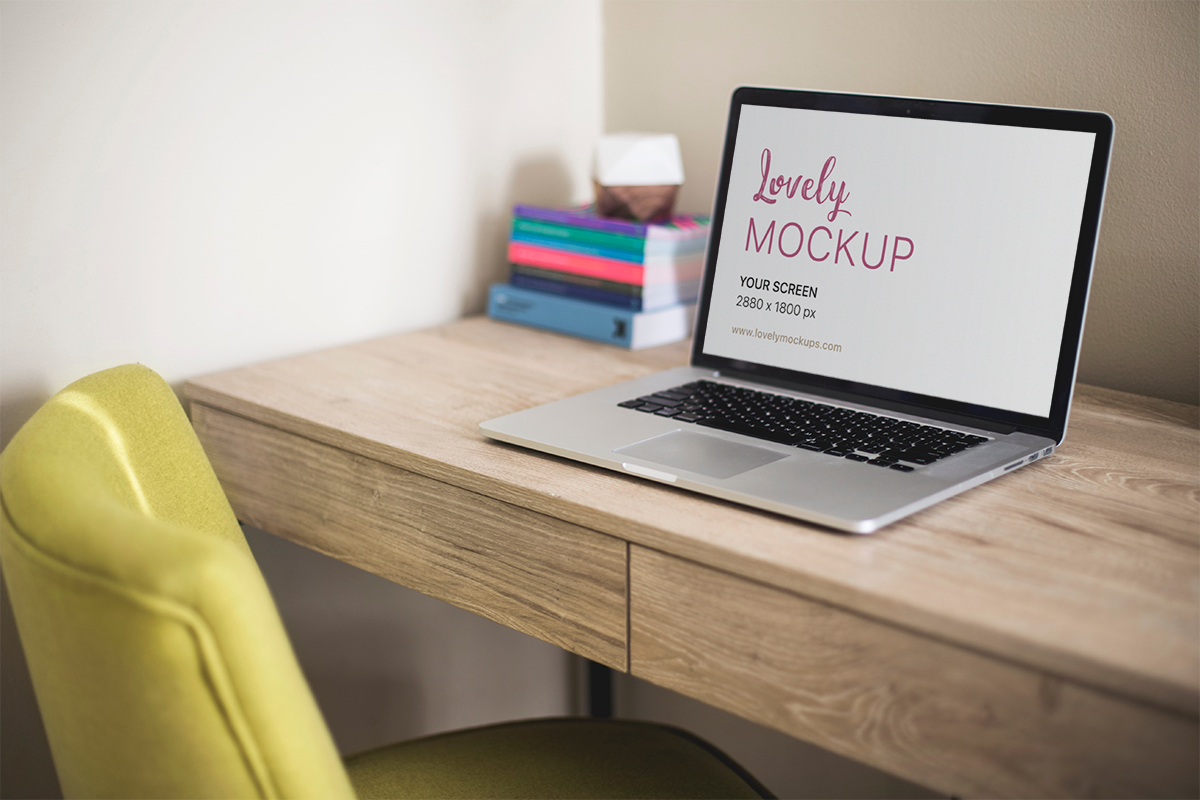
[[507, 242, 703, 286]]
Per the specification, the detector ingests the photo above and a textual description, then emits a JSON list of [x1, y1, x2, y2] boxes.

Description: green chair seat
[[1, 364, 771, 799], [345, 718, 769, 799]]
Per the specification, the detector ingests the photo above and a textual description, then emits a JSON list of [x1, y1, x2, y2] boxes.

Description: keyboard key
[[697, 417, 797, 445], [644, 395, 683, 407], [618, 380, 986, 468]]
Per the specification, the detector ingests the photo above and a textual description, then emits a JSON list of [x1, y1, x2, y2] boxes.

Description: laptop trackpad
[[615, 429, 788, 480]]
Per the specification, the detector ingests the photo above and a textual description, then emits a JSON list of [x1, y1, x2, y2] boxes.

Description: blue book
[[487, 283, 695, 349]]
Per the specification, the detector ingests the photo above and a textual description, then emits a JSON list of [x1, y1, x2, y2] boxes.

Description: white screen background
[[703, 104, 1096, 417]]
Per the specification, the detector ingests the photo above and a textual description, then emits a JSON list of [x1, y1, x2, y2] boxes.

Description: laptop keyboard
[[618, 380, 988, 472]]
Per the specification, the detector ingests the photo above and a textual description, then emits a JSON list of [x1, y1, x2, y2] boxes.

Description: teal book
[[511, 219, 708, 261], [513, 204, 710, 240], [487, 283, 695, 349]]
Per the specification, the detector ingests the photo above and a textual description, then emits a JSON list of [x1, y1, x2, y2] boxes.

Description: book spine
[[511, 230, 645, 264], [487, 283, 693, 349], [510, 263, 640, 296], [513, 205, 710, 241], [508, 242, 704, 285], [509, 270, 701, 312], [511, 224, 708, 260], [509, 273, 644, 311], [512, 219, 647, 255], [508, 241, 645, 284], [514, 204, 650, 237], [489, 283, 640, 346]]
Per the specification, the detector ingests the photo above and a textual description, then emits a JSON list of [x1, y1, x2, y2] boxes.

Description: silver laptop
[[481, 87, 1113, 533]]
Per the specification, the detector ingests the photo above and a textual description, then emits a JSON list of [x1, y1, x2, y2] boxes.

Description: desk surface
[[186, 317, 1199, 798]]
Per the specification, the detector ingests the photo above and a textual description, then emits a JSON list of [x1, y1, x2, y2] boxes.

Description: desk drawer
[[193, 404, 627, 670], [629, 545, 1197, 798]]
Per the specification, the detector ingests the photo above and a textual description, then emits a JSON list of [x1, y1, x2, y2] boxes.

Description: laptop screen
[[693, 88, 1112, 437]]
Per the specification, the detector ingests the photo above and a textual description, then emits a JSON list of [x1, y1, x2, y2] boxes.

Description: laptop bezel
[[690, 86, 1114, 442]]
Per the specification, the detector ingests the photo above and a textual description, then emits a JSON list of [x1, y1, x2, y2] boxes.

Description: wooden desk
[[185, 317, 1199, 799]]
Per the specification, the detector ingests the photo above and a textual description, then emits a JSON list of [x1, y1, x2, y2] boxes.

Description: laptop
[[481, 87, 1113, 533]]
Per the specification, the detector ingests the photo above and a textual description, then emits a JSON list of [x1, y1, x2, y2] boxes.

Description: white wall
[[1, 0, 602, 443], [0, 3, 602, 797]]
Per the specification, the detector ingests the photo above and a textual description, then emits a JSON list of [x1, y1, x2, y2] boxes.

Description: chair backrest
[[0, 365, 355, 799]]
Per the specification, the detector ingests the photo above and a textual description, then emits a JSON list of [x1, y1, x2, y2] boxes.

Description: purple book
[[513, 204, 709, 241]]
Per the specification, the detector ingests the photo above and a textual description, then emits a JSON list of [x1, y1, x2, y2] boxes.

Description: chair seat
[[343, 717, 772, 799]]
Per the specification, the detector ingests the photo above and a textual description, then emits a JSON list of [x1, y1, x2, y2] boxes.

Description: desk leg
[[587, 660, 613, 718]]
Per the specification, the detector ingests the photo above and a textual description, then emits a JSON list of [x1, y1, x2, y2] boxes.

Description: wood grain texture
[[183, 317, 1198, 718], [630, 545, 1198, 799], [191, 402, 627, 670]]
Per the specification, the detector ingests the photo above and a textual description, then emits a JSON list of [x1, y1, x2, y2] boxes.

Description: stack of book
[[488, 204, 710, 349]]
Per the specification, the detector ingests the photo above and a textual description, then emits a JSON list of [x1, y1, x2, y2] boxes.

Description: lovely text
[[752, 148, 851, 223]]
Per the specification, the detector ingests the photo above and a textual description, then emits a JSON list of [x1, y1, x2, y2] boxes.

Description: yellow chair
[[0, 364, 771, 799]]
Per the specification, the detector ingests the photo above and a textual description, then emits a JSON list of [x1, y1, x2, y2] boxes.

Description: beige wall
[[604, 0, 1199, 405]]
